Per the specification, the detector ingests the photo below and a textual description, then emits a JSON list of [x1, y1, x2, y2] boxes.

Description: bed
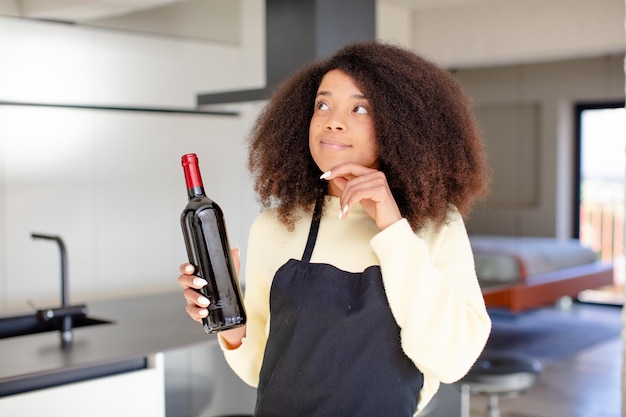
[[469, 235, 614, 313]]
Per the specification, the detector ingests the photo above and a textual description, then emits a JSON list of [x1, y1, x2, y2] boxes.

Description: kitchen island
[[0, 291, 235, 417], [0, 291, 462, 417]]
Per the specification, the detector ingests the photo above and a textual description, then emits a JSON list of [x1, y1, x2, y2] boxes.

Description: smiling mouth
[[320, 140, 350, 151]]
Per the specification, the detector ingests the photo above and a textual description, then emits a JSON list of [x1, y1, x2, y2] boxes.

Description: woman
[[179, 41, 492, 416]]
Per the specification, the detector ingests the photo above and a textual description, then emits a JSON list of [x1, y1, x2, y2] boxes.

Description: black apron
[[254, 198, 424, 417]]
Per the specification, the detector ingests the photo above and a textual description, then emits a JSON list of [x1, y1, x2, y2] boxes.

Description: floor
[[468, 300, 623, 417]]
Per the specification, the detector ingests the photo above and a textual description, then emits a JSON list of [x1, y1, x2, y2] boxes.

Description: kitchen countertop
[[0, 291, 464, 416], [0, 291, 216, 389]]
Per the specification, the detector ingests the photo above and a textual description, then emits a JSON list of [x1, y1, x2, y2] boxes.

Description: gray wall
[[457, 54, 625, 238]]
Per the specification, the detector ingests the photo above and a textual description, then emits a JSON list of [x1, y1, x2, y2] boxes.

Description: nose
[[325, 114, 346, 131]]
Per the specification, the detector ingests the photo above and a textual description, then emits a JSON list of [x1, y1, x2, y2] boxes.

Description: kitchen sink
[[0, 313, 112, 339]]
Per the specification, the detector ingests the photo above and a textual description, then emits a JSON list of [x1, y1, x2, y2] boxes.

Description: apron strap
[[301, 196, 324, 263]]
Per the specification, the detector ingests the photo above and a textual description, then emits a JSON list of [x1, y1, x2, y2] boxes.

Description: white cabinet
[[0, 354, 165, 417]]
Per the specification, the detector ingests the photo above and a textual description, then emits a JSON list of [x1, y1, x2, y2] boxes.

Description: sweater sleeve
[[370, 210, 491, 386], [216, 214, 273, 388]]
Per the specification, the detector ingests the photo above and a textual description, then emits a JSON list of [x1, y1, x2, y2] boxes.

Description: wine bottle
[[180, 153, 246, 333]]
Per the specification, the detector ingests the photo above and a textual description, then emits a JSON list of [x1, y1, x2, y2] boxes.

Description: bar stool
[[459, 351, 542, 417]]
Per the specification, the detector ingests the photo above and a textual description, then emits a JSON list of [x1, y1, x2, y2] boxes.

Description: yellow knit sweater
[[219, 196, 491, 414]]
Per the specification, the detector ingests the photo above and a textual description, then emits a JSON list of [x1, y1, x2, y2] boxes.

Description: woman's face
[[309, 69, 377, 175]]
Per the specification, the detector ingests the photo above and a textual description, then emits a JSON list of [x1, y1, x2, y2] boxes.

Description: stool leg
[[460, 384, 470, 417], [487, 394, 500, 417]]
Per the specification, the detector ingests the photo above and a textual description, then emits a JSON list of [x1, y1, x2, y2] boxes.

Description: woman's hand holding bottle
[[178, 248, 247, 348]]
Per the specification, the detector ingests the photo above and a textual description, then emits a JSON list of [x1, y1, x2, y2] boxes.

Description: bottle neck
[[187, 186, 205, 199], [181, 153, 206, 200]]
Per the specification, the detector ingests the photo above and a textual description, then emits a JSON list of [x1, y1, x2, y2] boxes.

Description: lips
[[320, 139, 351, 151]]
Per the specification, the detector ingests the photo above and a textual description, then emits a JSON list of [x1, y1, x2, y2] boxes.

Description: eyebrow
[[316, 91, 368, 100]]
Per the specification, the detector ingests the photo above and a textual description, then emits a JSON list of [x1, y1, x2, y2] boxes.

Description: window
[[575, 102, 625, 285]]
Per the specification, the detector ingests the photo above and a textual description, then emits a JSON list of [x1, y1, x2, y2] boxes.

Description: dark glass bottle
[[180, 153, 246, 333]]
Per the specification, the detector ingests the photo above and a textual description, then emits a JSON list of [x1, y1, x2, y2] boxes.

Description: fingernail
[[198, 295, 210, 306], [338, 204, 348, 220], [199, 309, 208, 317], [320, 171, 331, 180], [193, 277, 208, 287], [184, 264, 195, 273]]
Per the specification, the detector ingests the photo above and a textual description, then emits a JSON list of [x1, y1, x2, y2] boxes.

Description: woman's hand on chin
[[321, 162, 402, 230]]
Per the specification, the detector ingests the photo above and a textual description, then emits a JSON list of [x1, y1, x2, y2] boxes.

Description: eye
[[316, 101, 330, 111], [354, 104, 369, 114]]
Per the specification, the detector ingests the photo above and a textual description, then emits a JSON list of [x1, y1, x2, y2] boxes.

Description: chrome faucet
[[31, 233, 86, 348]]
